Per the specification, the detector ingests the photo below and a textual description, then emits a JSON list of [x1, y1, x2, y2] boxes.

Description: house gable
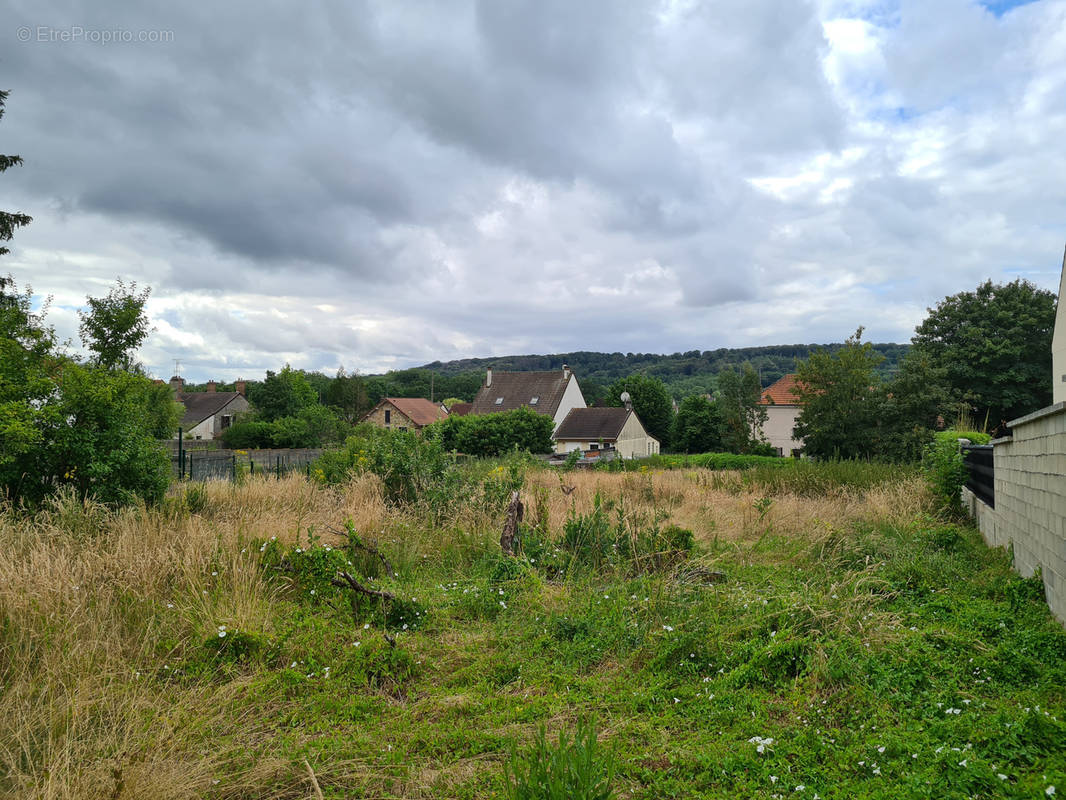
[[470, 367, 586, 424], [361, 398, 448, 431]]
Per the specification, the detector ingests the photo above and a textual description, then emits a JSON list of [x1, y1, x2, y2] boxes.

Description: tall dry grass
[[0, 476, 388, 800], [523, 467, 930, 545], [0, 466, 929, 799]]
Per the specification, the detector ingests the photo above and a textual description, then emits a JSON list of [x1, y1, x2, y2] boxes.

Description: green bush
[[220, 421, 275, 449], [313, 426, 462, 508], [424, 406, 554, 457], [505, 719, 615, 800], [923, 436, 968, 517]]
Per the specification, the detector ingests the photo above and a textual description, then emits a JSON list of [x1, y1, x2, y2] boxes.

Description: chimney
[[562, 364, 570, 380], [169, 375, 185, 396], [206, 380, 217, 393], [235, 379, 247, 397], [486, 367, 492, 388]]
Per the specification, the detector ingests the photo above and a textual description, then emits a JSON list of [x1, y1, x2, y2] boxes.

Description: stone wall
[[966, 402, 1066, 624], [363, 403, 417, 431]]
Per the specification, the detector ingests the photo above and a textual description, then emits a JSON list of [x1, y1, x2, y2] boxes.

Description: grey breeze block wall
[[963, 401, 1066, 625]]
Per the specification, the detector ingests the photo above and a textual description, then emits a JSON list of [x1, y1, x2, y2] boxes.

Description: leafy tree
[[911, 279, 1057, 428], [325, 367, 370, 423], [717, 364, 767, 454], [1, 277, 175, 506], [0, 91, 31, 257], [249, 365, 317, 422], [875, 351, 953, 462], [793, 329, 883, 460], [672, 395, 724, 454], [77, 279, 152, 370], [605, 374, 673, 447]]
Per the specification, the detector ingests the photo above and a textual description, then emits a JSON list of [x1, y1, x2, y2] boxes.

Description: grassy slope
[[1, 467, 1064, 799]]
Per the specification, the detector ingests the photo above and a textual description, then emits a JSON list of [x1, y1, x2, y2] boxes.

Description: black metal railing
[[961, 444, 994, 508]]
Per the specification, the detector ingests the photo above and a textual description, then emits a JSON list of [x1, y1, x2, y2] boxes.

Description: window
[[590, 443, 599, 450], [220, 414, 232, 430], [495, 397, 504, 405], [530, 396, 539, 405], [384, 409, 391, 424]]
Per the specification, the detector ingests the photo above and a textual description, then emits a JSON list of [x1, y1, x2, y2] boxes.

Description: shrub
[[220, 421, 275, 449], [424, 407, 554, 457], [504, 719, 615, 800], [923, 436, 968, 517], [313, 426, 461, 508]]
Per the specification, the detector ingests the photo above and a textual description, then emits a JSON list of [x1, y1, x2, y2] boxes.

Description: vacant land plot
[[2, 463, 1064, 799]]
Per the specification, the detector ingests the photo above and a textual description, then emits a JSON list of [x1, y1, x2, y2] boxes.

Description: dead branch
[[330, 570, 397, 603], [500, 490, 524, 556], [327, 525, 397, 577]]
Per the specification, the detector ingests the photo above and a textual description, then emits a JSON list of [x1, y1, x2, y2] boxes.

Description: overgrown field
[[2, 462, 1064, 799]]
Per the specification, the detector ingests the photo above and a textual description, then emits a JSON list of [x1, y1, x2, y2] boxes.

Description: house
[[757, 374, 805, 456], [171, 376, 250, 440], [553, 406, 660, 459], [361, 397, 448, 432], [469, 365, 586, 432]]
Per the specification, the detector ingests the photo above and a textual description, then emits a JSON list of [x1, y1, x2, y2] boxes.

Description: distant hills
[[421, 343, 911, 401]]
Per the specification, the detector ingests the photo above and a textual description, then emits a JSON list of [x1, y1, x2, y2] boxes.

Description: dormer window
[[530, 396, 539, 405], [495, 397, 504, 405]]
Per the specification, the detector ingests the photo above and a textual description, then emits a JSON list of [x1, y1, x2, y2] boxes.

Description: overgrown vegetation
[[2, 460, 1063, 799]]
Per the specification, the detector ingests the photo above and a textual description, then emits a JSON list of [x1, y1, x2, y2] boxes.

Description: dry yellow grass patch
[[523, 468, 930, 545]]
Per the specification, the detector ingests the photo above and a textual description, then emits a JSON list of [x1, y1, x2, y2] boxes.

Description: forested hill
[[421, 343, 910, 400]]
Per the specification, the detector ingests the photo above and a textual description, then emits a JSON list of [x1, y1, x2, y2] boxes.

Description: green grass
[[219, 514, 1066, 798], [3, 466, 1064, 799]]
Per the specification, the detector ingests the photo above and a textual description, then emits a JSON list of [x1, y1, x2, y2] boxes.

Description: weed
[[505, 719, 615, 800]]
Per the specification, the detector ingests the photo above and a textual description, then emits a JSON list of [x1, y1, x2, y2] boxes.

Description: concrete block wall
[[970, 402, 1066, 624]]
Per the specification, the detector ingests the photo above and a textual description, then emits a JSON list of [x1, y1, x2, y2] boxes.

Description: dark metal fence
[[173, 449, 320, 482], [961, 444, 994, 508]]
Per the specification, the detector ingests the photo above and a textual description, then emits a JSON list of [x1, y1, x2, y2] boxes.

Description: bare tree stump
[[500, 490, 523, 556]]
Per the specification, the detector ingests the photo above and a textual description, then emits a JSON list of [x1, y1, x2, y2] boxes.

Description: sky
[[2, 0, 1064, 382]]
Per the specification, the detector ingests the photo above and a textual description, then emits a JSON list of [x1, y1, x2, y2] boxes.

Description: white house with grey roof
[[470, 365, 586, 432], [553, 406, 660, 459], [170, 376, 250, 440]]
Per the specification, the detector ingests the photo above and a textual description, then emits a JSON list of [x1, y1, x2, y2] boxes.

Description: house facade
[[553, 407, 660, 459], [470, 365, 586, 431], [362, 396, 449, 433], [172, 376, 250, 440], [361, 397, 448, 432], [757, 374, 805, 456]]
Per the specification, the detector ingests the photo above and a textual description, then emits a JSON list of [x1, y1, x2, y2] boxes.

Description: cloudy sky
[[2, 0, 1064, 382]]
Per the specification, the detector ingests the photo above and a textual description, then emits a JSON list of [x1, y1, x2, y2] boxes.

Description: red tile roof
[[759, 374, 806, 406], [384, 397, 448, 427]]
